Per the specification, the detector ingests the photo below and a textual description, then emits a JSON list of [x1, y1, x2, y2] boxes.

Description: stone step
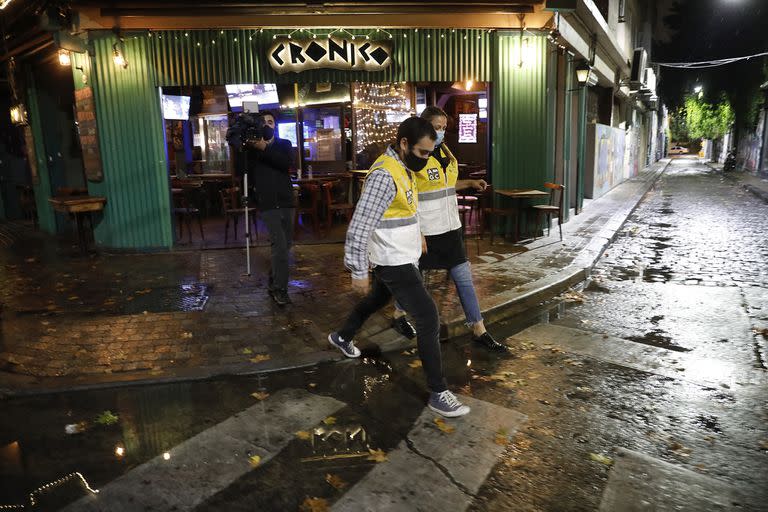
[[61, 388, 345, 512], [332, 395, 527, 512]]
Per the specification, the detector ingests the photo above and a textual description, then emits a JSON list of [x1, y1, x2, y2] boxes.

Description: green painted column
[[576, 86, 587, 214], [25, 72, 57, 233], [79, 34, 173, 250], [561, 56, 573, 222], [491, 32, 551, 190], [491, 32, 551, 235]]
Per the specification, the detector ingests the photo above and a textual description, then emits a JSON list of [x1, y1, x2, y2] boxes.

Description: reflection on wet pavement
[[1, 158, 766, 511]]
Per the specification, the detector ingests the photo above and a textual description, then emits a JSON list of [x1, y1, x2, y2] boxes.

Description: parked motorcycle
[[723, 150, 737, 172]]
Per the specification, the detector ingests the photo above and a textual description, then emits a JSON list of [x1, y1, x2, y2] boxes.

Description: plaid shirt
[[344, 146, 405, 279]]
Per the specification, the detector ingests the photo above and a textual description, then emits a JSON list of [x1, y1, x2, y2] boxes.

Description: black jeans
[[260, 208, 295, 290], [338, 264, 447, 393]]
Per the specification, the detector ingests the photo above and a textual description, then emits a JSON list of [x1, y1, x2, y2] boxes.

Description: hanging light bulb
[[58, 49, 71, 66], [465, 80, 474, 91], [112, 43, 127, 68]]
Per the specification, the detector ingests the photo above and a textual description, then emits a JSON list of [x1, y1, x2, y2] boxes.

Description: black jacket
[[241, 137, 295, 211]]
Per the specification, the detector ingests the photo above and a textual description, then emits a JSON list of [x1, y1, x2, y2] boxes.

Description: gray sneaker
[[328, 332, 361, 358], [428, 390, 471, 418]]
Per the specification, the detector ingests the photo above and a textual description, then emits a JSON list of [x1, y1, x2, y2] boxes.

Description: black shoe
[[270, 288, 291, 306], [392, 316, 416, 339], [472, 332, 509, 352]]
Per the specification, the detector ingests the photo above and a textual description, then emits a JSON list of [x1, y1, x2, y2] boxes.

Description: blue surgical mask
[[435, 129, 445, 146]]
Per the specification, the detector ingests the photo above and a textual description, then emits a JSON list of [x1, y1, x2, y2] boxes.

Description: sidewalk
[[705, 159, 768, 202], [0, 160, 668, 395]]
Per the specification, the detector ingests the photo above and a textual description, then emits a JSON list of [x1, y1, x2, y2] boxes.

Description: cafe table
[[48, 195, 107, 253], [494, 188, 550, 241]]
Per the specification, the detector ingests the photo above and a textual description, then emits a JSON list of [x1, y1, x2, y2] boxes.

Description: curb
[[0, 161, 669, 398], [441, 160, 669, 339]]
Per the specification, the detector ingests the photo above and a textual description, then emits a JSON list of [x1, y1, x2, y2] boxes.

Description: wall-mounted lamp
[[0, 0, 14, 10], [465, 80, 474, 91], [10, 104, 28, 125], [576, 61, 597, 87], [112, 42, 128, 69], [58, 49, 71, 66]]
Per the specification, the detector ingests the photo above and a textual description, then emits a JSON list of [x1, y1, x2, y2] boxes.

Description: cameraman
[[244, 111, 295, 306]]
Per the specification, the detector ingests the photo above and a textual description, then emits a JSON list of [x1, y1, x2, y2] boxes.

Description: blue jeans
[[395, 261, 483, 327]]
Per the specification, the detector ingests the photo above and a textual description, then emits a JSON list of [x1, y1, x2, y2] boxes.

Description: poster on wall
[[22, 125, 39, 185], [458, 113, 477, 144], [74, 86, 103, 182]]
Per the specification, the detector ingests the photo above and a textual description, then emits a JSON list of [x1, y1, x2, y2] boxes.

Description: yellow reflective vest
[[412, 144, 462, 236], [366, 153, 422, 267]]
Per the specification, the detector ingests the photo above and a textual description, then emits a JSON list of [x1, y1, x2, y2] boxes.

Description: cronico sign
[[268, 37, 393, 74]]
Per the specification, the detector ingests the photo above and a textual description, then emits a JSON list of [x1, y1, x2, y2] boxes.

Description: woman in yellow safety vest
[[391, 106, 508, 352]]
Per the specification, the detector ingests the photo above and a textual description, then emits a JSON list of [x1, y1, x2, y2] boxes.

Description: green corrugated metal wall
[[25, 73, 57, 234], [81, 34, 173, 249], [150, 29, 492, 85], [46, 28, 555, 250], [491, 33, 551, 191]]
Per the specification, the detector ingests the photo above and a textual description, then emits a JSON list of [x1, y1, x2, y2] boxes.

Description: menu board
[[23, 125, 39, 185], [74, 86, 103, 182], [458, 113, 478, 144]]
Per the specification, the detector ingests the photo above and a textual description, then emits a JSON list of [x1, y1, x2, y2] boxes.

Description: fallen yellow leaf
[[494, 428, 510, 446], [408, 360, 423, 369], [325, 473, 348, 490], [251, 391, 269, 401], [68, 296, 79, 301], [296, 431, 312, 440], [249, 455, 261, 467], [323, 416, 337, 426], [367, 448, 388, 463], [300, 497, 330, 512], [308, 383, 318, 388], [589, 453, 614, 466], [250, 354, 271, 364], [433, 418, 455, 434], [242, 348, 253, 355]]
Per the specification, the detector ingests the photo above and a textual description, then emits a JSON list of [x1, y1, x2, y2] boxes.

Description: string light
[[0, 471, 99, 509]]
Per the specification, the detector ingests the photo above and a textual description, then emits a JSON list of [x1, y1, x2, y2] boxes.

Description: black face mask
[[404, 147, 429, 172]]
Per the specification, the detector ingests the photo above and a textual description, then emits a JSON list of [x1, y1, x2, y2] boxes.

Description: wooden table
[[494, 189, 550, 241], [48, 196, 106, 253]]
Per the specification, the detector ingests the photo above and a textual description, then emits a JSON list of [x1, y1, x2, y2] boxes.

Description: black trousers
[[339, 263, 447, 393], [260, 208, 295, 290]]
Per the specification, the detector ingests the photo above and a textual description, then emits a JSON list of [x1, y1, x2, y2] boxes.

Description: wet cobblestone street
[[1, 158, 766, 511]]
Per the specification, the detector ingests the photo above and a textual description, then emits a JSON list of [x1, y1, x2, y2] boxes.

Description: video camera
[[226, 112, 275, 151]]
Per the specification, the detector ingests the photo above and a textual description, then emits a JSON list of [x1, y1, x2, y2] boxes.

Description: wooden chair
[[17, 185, 38, 228], [219, 186, 258, 244], [295, 182, 322, 235], [171, 179, 205, 244], [531, 182, 565, 240], [323, 176, 355, 227], [457, 192, 479, 225], [478, 185, 516, 245]]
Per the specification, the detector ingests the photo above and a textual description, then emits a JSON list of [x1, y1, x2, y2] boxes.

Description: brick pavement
[[0, 160, 666, 391]]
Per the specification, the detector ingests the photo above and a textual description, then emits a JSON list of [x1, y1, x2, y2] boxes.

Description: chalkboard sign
[[22, 125, 39, 185], [74, 86, 103, 182]]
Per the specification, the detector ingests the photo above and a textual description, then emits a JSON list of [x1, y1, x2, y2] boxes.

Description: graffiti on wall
[[587, 123, 626, 199]]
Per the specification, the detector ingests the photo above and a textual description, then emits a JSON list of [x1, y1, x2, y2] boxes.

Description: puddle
[[626, 330, 691, 352]]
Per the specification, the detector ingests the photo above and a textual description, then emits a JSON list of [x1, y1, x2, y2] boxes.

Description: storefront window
[[353, 82, 414, 169], [192, 115, 230, 172]]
